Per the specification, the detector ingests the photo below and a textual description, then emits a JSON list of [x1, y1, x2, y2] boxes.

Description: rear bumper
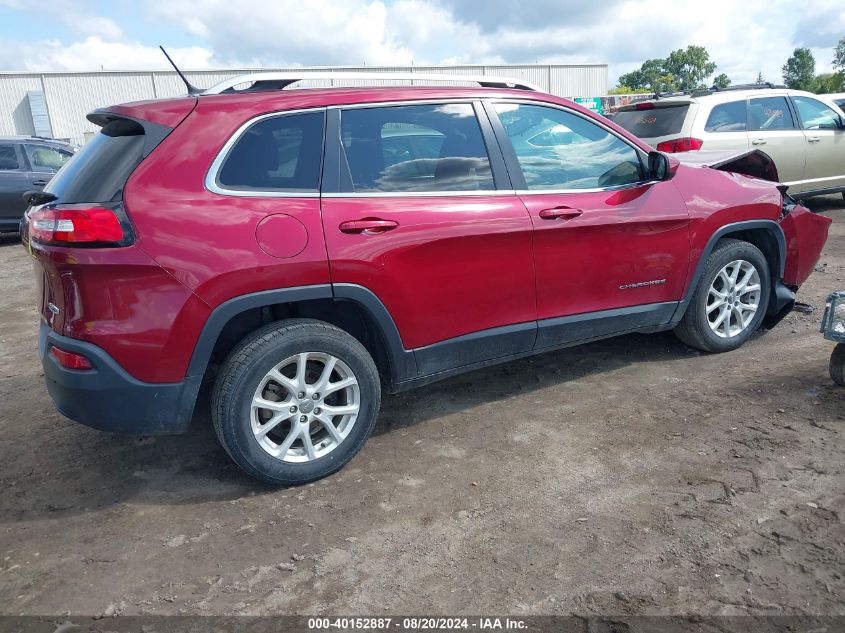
[[39, 322, 199, 435]]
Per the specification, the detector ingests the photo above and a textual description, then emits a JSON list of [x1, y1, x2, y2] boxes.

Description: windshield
[[613, 104, 690, 138]]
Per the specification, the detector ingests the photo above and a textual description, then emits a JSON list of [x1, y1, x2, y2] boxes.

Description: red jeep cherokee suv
[[21, 73, 831, 485]]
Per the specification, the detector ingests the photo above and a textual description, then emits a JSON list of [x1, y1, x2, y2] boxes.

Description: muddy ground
[[0, 199, 843, 618]]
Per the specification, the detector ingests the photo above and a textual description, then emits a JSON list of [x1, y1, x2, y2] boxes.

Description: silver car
[[613, 85, 845, 198]]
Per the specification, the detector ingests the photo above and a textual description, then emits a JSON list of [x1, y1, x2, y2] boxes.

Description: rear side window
[[25, 145, 72, 173], [748, 97, 795, 131], [217, 111, 324, 192], [792, 96, 842, 130], [339, 103, 494, 193], [704, 101, 747, 132], [0, 144, 20, 171], [45, 119, 145, 202], [612, 105, 689, 137]]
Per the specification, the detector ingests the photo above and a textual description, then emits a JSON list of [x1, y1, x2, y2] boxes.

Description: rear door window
[[45, 119, 145, 203], [612, 104, 689, 137], [0, 144, 20, 171], [704, 101, 747, 132], [25, 145, 73, 174], [217, 111, 325, 192], [748, 97, 795, 131], [792, 96, 842, 130], [339, 103, 494, 193]]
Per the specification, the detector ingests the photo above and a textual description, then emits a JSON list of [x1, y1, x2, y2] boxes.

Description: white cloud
[[0, 0, 842, 87], [2, 37, 213, 72]]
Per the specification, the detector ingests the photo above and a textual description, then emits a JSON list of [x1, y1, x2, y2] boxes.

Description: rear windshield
[[613, 104, 690, 138], [45, 119, 146, 203]]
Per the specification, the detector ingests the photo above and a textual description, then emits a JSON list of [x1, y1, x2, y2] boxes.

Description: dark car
[[21, 73, 831, 485], [0, 137, 74, 231]]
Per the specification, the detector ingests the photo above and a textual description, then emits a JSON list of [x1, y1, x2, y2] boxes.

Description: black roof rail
[[708, 82, 787, 92], [652, 90, 688, 99]]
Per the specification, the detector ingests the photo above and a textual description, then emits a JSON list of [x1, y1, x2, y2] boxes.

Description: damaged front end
[[676, 149, 832, 329]]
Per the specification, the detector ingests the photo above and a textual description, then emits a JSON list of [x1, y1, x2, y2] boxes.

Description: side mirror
[[648, 151, 672, 181]]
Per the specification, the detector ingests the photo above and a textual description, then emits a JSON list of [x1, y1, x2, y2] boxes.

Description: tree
[[813, 73, 844, 94], [618, 57, 678, 93], [615, 45, 720, 93], [833, 37, 845, 81], [712, 73, 731, 89], [782, 48, 816, 91], [663, 45, 717, 90], [755, 71, 765, 84]]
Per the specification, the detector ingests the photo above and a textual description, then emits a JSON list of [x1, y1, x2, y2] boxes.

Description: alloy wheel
[[706, 259, 761, 338], [250, 352, 360, 462]]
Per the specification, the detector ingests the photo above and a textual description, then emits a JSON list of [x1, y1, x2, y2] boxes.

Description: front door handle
[[807, 136, 821, 143], [339, 218, 399, 234], [751, 139, 767, 146], [31, 179, 49, 187], [538, 206, 583, 221]]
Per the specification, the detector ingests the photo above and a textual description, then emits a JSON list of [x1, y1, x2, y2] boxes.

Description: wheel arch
[[185, 284, 417, 396], [671, 220, 787, 325]]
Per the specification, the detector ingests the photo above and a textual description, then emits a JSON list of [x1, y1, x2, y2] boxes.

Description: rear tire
[[674, 238, 771, 353], [212, 319, 381, 485]]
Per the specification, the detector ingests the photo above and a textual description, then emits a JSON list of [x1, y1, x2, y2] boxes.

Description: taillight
[[635, 102, 655, 110], [656, 138, 704, 153], [50, 345, 93, 370], [28, 204, 131, 246]]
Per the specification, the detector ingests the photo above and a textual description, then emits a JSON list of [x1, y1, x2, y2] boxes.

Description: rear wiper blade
[[23, 190, 57, 206]]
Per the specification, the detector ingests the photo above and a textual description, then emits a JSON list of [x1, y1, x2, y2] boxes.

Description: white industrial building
[[0, 64, 608, 145]]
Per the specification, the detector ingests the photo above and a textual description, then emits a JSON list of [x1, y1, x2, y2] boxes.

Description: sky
[[0, 0, 843, 87]]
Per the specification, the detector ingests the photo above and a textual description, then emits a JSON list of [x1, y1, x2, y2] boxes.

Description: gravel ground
[[0, 198, 843, 617]]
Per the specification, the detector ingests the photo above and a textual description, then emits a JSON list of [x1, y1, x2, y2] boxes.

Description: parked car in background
[[613, 85, 845, 199], [823, 93, 845, 111], [0, 136, 74, 231], [21, 73, 830, 485]]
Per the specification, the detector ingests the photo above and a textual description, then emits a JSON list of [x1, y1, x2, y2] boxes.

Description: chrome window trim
[[205, 107, 327, 198], [514, 181, 660, 196], [322, 190, 518, 198], [329, 98, 479, 110]]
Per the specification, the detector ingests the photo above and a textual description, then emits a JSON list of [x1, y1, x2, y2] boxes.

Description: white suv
[[613, 85, 845, 198]]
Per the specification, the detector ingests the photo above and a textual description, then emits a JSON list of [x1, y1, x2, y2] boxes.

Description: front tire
[[830, 343, 845, 386], [674, 238, 771, 353], [212, 319, 381, 485]]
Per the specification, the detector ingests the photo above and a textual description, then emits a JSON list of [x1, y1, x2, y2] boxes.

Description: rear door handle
[[31, 179, 49, 187], [751, 139, 767, 146], [807, 137, 821, 143], [339, 218, 399, 234], [538, 207, 583, 221]]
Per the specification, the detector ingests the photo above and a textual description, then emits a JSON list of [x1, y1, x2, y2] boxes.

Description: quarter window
[[704, 101, 747, 132], [0, 144, 19, 171], [339, 103, 494, 193], [494, 103, 643, 190], [217, 111, 325, 192], [748, 97, 795, 131], [792, 96, 841, 130]]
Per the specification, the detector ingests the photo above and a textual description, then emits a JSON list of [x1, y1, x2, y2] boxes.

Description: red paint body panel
[[102, 97, 198, 128], [28, 240, 210, 382], [321, 195, 535, 349], [669, 164, 785, 296], [520, 181, 690, 319], [24, 85, 831, 391], [781, 204, 832, 286]]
